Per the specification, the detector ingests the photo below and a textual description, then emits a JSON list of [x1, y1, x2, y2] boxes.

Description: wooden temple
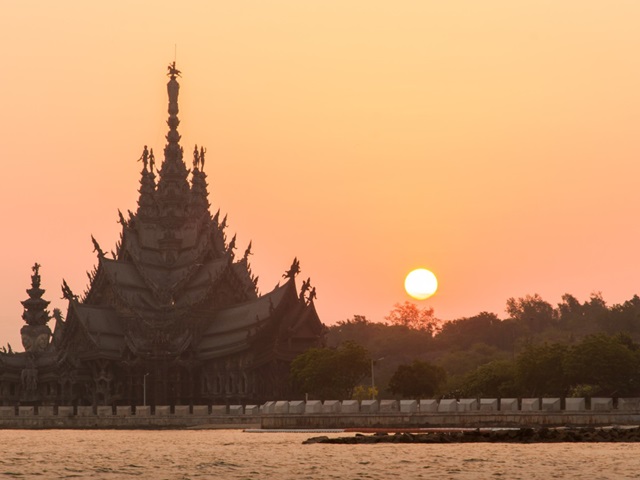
[[0, 63, 325, 407]]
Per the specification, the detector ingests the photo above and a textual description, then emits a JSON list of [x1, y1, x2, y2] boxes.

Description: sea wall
[[260, 398, 640, 429], [0, 405, 260, 429], [1, 398, 640, 429]]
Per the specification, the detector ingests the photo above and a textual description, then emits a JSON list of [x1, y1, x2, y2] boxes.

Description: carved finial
[[200, 146, 206, 170], [220, 214, 228, 231], [243, 241, 253, 261], [167, 61, 181, 78], [228, 234, 237, 259], [61, 280, 76, 301], [31, 262, 42, 288], [283, 257, 300, 279], [91, 235, 105, 258]]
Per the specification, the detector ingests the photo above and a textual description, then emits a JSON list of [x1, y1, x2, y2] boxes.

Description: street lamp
[[143, 373, 150, 406], [371, 357, 384, 399]]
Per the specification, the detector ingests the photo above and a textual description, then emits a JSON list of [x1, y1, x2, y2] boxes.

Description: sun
[[404, 268, 438, 300]]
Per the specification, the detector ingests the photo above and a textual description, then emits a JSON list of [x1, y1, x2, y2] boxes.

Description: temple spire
[[156, 62, 191, 224], [20, 263, 52, 353], [166, 62, 181, 147]]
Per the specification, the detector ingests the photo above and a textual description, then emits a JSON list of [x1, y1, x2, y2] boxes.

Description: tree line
[[290, 293, 640, 400]]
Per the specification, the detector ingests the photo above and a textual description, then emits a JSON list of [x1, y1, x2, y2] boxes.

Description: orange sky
[[2, 1, 640, 349]]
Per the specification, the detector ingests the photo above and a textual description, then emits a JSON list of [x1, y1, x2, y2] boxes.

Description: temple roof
[[196, 280, 293, 359], [73, 304, 125, 358], [52, 63, 323, 368]]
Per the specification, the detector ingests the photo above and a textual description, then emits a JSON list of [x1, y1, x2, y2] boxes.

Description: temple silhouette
[[0, 63, 325, 407]]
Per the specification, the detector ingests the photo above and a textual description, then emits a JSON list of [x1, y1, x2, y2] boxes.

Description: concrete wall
[[2, 398, 640, 429], [258, 398, 640, 429]]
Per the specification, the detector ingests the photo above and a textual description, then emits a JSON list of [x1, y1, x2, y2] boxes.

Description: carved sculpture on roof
[[307, 287, 317, 304], [300, 277, 311, 300], [138, 145, 149, 171], [167, 61, 181, 78], [193, 145, 199, 169], [91, 235, 105, 258], [283, 257, 301, 279], [32, 263, 41, 285], [228, 234, 237, 256], [149, 148, 155, 173], [61, 279, 76, 301], [243, 241, 253, 261]]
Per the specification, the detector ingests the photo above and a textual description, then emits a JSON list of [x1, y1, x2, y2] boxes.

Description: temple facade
[[0, 64, 325, 407]]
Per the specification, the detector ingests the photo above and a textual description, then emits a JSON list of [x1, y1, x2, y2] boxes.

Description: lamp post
[[371, 357, 384, 399], [143, 373, 150, 406]]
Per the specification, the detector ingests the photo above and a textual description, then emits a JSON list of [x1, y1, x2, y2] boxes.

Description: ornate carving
[[283, 257, 300, 279], [138, 145, 149, 171]]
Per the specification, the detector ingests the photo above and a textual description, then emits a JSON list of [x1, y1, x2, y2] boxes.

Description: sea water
[[0, 429, 638, 479]]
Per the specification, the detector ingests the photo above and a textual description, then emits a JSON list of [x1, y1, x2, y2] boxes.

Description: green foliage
[[557, 293, 608, 336], [515, 342, 569, 396], [563, 333, 640, 396], [436, 313, 522, 351], [388, 360, 446, 398], [352, 385, 378, 401], [511, 334, 640, 397], [506, 293, 556, 332], [599, 296, 640, 335], [461, 359, 518, 397], [290, 341, 370, 400], [328, 315, 433, 396], [329, 315, 432, 355], [324, 294, 640, 398], [436, 343, 508, 377], [568, 384, 599, 398]]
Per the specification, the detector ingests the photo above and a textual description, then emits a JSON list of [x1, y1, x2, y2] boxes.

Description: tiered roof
[[57, 63, 323, 362]]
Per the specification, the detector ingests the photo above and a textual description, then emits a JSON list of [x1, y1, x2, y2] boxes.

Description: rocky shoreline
[[303, 426, 640, 444]]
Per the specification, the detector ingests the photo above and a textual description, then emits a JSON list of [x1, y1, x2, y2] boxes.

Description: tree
[[516, 342, 568, 396], [436, 312, 502, 349], [461, 360, 518, 397], [290, 341, 370, 400], [563, 334, 640, 396], [388, 360, 446, 398], [600, 296, 640, 335], [385, 301, 438, 334], [557, 292, 608, 336], [506, 294, 556, 333]]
